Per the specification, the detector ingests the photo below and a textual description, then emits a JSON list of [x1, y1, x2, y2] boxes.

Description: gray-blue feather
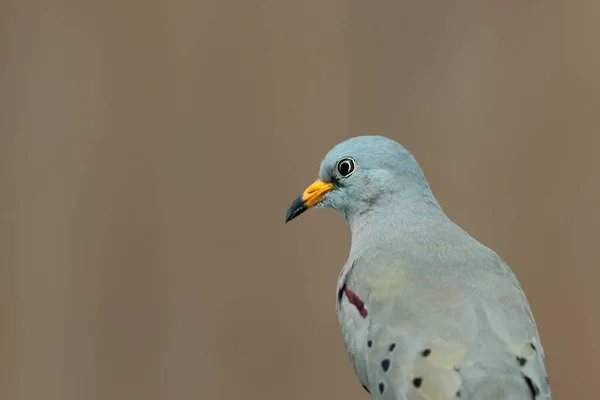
[[308, 135, 550, 399]]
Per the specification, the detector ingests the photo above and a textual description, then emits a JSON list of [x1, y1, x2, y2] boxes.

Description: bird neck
[[347, 190, 450, 257]]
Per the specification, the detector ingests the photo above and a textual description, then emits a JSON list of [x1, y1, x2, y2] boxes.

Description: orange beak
[[285, 179, 333, 222]]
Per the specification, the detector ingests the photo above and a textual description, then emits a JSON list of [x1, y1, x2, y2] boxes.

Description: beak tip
[[285, 195, 307, 224], [286, 179, 332, 224]]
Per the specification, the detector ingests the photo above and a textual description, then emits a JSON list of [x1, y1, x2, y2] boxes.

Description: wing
[[337, 244, 551, 400]]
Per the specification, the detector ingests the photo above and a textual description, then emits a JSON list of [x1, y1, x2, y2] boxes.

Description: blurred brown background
[[1, 1, 598, 399]]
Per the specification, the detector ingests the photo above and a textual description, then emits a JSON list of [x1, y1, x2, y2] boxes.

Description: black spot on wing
[[530, 342, 537, 352], [421, 348, 431, 357], [523, 375, 540, 398], [381, 359, 390, 372], [517, 356, 527, 367], [389, 343, 396, 352], [379, 382, 385, 394], [367, 340, 372, 348], [412, 377, 422, 388]]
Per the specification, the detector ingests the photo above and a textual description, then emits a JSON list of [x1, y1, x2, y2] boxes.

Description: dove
[[285, 135, 550, 399]]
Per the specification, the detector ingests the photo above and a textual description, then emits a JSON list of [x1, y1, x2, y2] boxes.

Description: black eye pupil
[[338, 159, 354, 177]]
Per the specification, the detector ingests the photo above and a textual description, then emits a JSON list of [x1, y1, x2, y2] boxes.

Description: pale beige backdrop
[[1, 1, 598, 399]]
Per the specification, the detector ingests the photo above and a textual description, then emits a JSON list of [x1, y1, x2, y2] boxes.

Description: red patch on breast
[[343, 286, 368, 318]]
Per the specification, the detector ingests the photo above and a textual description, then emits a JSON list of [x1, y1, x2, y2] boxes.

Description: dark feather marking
[[530, 343, 537, 352], [523, 375, 540, 398], [337, 259, 358, 305], [381, 359, 390, 372]]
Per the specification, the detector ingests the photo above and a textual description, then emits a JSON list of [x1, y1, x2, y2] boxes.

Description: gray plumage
[[286, 135, 550, 400]]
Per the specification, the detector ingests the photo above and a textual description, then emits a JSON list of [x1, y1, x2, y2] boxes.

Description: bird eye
[[337, 158, 355, 177]]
